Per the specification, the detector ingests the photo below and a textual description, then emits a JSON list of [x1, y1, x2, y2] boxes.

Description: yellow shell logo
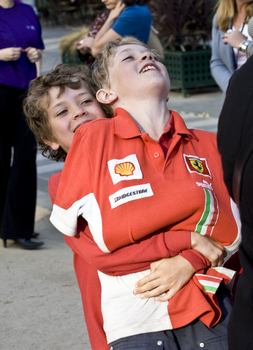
[[115, 162, 135, 176], [189, 159, 204, 173]]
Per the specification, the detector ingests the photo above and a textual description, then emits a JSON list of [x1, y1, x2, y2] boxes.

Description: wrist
[[190, 231, 199, 249], [239, 39, 251, 53]]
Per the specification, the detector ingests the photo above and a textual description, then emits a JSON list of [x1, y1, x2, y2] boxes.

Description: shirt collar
[[113, 107, 195, 140]]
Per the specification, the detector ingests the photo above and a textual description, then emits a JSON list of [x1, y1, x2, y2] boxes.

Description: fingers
[[133, 279, 172, 300], [134, 271, 158, 289], [155, 289, 177, 302], [210, 250, 226, 267], [210, 249, 227, 267], [26, 48, 41, 63]]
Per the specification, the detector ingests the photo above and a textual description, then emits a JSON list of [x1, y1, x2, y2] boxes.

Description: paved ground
[[0, 25, 224, 350]]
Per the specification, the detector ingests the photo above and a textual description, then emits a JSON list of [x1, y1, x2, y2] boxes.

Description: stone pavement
[[0, 25, 223, 350]]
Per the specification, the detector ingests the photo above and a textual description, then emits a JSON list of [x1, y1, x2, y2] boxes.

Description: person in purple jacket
[[0, 0, 44, 249]]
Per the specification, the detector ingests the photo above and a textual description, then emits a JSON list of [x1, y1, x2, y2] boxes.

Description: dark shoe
[[31, 232, 40, 238], [15, 238, 44, 250]]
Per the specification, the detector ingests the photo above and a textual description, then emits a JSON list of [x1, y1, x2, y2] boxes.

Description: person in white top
[[210, 0, 253, 93]]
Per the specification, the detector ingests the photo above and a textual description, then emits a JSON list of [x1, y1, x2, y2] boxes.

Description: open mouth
[[140, 64, 158, 74]]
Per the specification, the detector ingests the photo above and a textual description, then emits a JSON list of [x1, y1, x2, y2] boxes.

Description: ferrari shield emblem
[[190, 159, 204, 173], [183, 154, 212, 178]]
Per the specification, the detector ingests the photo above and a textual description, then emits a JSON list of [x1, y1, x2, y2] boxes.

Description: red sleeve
[[49, 173, 193, 274], [180, 249, 211, 272], [49, 173, 207, 275]]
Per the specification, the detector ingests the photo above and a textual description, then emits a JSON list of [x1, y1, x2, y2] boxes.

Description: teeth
[[141, 65, 156, 73]]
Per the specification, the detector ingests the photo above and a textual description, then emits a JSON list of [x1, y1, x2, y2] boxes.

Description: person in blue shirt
[[91, 0, 152, 57]]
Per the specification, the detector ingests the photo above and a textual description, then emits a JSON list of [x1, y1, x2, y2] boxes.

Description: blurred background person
[[76, 0, 153, 59], [60, 0, 162, 67], [210, 0, 253, 94], [0, 0, 44, 249], [74, 6, 110, 66]]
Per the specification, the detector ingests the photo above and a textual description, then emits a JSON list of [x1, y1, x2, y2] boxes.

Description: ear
[[96, 89, 118, 105], [42, 138, 60, 151]]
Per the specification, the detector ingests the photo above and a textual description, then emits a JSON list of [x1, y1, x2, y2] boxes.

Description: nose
[[140, 51, 155, 62], [72, 105, 87, 120]]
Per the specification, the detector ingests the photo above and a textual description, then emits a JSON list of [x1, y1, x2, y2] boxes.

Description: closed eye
[[81, 99, 93, 105], [56, 109, 67, 117], [122, 55, 134, 61]]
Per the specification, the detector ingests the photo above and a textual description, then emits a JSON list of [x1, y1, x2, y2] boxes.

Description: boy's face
[[100, 44, 170, 104], [44, 84, 105, 153]]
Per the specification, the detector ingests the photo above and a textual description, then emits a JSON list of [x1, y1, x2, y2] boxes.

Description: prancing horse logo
[[190, 159, 204, 173], [183, 154, 212, 178]]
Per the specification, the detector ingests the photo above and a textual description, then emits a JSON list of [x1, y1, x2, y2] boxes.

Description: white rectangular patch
[[109, 184, 153, 209], [108, 154, 143, 185]]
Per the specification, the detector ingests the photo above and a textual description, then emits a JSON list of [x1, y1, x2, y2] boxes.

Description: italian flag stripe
[[195, 189, 219, 236], [202, 286, 218, 294], [196, 274, 222, 283], [197, 280, 220, 294]]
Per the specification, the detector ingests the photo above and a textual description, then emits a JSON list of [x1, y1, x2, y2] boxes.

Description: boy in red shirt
[[25, 59, 239, 349]]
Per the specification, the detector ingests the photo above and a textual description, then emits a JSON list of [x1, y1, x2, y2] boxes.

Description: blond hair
[[215, 0, 253, 31]]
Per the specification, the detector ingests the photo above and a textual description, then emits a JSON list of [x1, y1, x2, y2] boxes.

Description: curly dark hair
[[24, 64, 112, 162]]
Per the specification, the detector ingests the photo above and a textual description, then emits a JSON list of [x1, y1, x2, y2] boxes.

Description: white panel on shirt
[[98, 269, 172, 344], [50, 193, 110, 253]]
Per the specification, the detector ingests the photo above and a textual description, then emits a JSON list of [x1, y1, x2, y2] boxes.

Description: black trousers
[[0, 84, 37, 240]]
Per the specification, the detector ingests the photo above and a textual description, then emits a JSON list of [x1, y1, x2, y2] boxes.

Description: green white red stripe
[[196, 274, 222, 294], [195, 188, 219, 237]]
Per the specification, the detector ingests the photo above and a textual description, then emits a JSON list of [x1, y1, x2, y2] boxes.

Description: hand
[[133, 255, 195, 302], [191, 231, 227, 267], [25, 47, 42, 63], [107, 0, 125, 22], [0, 47, 22, 61], [222, 30, 247, 49], [75, 36, 94, 55]]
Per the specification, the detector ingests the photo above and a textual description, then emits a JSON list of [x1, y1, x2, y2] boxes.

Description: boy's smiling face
[[44, 84, 106, 153], [101, 44, 170, 104]]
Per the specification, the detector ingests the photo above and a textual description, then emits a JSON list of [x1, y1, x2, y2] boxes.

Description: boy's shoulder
[[75, 117, 113, 137]]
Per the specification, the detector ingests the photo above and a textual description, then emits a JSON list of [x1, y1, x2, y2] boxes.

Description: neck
[[0, 0, 14, 8], [236, 0, 247, 15], [115, 96, 171, 141]]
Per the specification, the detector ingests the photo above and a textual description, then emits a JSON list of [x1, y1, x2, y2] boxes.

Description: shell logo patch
[[115, 162, 135, 176], [183, 154, 212, 178], [108, 154, 143, 185]]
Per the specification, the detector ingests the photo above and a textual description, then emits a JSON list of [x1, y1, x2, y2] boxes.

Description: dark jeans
[[0, 84, 37, 240], [109, 286, 232, 350]]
